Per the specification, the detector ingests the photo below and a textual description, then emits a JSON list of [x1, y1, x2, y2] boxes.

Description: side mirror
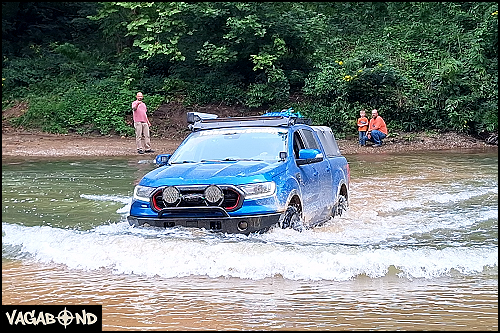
[[299, 149, 321, 159], [296, 149, 323, 165], [155, 154, 171, 166]]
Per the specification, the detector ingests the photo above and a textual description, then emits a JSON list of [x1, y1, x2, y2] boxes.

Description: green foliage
[[245, 68, 290, 108], [295, 99, 363, 139], [196, 42, 238, 67], [183, 81, 246, 106], [9, 76, 164, 136], [170, 70, 246, 106], [2, 2, 498, 137], [12, 79, 124, 135], [2, 3, 100, 57]]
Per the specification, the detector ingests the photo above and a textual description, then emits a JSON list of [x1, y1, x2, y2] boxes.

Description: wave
[[2, 222, 497, 281], [375, 187, 498, 212], [80, 194, 131, 215]]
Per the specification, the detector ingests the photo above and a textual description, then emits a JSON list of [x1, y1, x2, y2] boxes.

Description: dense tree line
[[2, 2, 497, 138]]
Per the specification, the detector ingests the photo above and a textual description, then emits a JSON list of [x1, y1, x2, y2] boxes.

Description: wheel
[[278, 206, 304, 232], [333, 194, 348, 217]]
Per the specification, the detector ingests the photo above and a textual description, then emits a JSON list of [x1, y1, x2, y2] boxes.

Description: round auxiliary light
[[162, 186, 180, 205], [204, 185, 224, 204]]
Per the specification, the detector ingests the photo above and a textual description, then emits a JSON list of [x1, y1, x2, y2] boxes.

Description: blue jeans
[[367, 130, 386, 145], [359, 131, 367, 146]]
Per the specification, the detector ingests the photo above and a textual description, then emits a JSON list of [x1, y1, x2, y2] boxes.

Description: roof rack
[[186, 110, 311, 131]]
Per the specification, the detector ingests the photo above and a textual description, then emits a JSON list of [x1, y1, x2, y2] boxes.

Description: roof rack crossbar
[[186, 112, 311, 131]]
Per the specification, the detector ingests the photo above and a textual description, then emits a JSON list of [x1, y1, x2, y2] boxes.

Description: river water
[[2, 149, 498, 331]]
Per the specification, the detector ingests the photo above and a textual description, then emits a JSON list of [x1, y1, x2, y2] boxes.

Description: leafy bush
[[12, 78, 164, 136], [3, 2, 497, 137]]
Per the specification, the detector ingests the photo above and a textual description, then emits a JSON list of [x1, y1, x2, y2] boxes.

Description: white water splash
[[80, 194, 131, 215], [2, 223, 497, 281]]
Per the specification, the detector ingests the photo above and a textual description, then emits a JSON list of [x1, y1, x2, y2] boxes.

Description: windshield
[[169, 127, 288, 164]]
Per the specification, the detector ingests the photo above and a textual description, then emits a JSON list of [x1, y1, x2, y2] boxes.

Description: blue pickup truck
[[127, 111, 350, 234]]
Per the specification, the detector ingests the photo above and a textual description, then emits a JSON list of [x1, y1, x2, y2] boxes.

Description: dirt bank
[[2, 128, 496, 160], [2, 101, 497, 159]]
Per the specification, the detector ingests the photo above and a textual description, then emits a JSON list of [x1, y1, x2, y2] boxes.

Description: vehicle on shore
[[127, 110, 350, 234]]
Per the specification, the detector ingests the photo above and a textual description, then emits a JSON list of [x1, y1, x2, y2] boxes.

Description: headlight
[[133, 185, 155, 202], [238, 181, 276, 200]]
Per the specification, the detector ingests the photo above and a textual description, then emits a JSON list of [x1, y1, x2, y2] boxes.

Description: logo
[[57, 307, 75, 328], [2, 305, 102, 332]]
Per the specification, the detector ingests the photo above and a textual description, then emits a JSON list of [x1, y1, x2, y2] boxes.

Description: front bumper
[[127, 212, 282, 234]]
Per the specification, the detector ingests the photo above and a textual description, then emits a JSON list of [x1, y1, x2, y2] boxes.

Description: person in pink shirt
[[132, 92, 154, 154]]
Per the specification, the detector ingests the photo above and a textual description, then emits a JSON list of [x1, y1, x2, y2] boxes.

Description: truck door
[[293, 129, 333, 225]]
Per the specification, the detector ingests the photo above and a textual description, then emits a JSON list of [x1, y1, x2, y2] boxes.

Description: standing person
[[357, 109, 369, 146], [132, 92, 154, 154], [366, 109, 388, 147]]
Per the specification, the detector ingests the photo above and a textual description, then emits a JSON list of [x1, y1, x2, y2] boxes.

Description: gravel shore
[[3, 101, 497, 159], [2, 129, 496, 160]]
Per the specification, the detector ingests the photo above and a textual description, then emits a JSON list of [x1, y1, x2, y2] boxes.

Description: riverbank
[[2, 129, 496, 159], [2, 101, 497, 159]]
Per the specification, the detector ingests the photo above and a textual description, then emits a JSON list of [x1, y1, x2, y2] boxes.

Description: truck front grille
[[150, 185, 242, 212]]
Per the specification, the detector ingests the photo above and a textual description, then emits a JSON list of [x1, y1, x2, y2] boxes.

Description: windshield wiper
[[170, 160, 197, 164], [229, 158, 263, 161], [199, 158, 263, 162], [223, 158, 263, 161]]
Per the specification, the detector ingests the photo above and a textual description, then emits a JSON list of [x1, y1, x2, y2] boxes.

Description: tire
[[333, 194, 348, 217], [278, 206, 304, 232]]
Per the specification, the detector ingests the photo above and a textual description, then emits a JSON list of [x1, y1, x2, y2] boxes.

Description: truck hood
[[140, 160, 284, 187]]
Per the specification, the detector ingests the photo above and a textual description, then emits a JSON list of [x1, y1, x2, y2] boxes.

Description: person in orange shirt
[[357, 109, 369, 146], [366, 109, 388, 147]]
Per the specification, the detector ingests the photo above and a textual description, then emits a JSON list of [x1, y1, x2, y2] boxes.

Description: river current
[[2, 149, 498, 330]]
